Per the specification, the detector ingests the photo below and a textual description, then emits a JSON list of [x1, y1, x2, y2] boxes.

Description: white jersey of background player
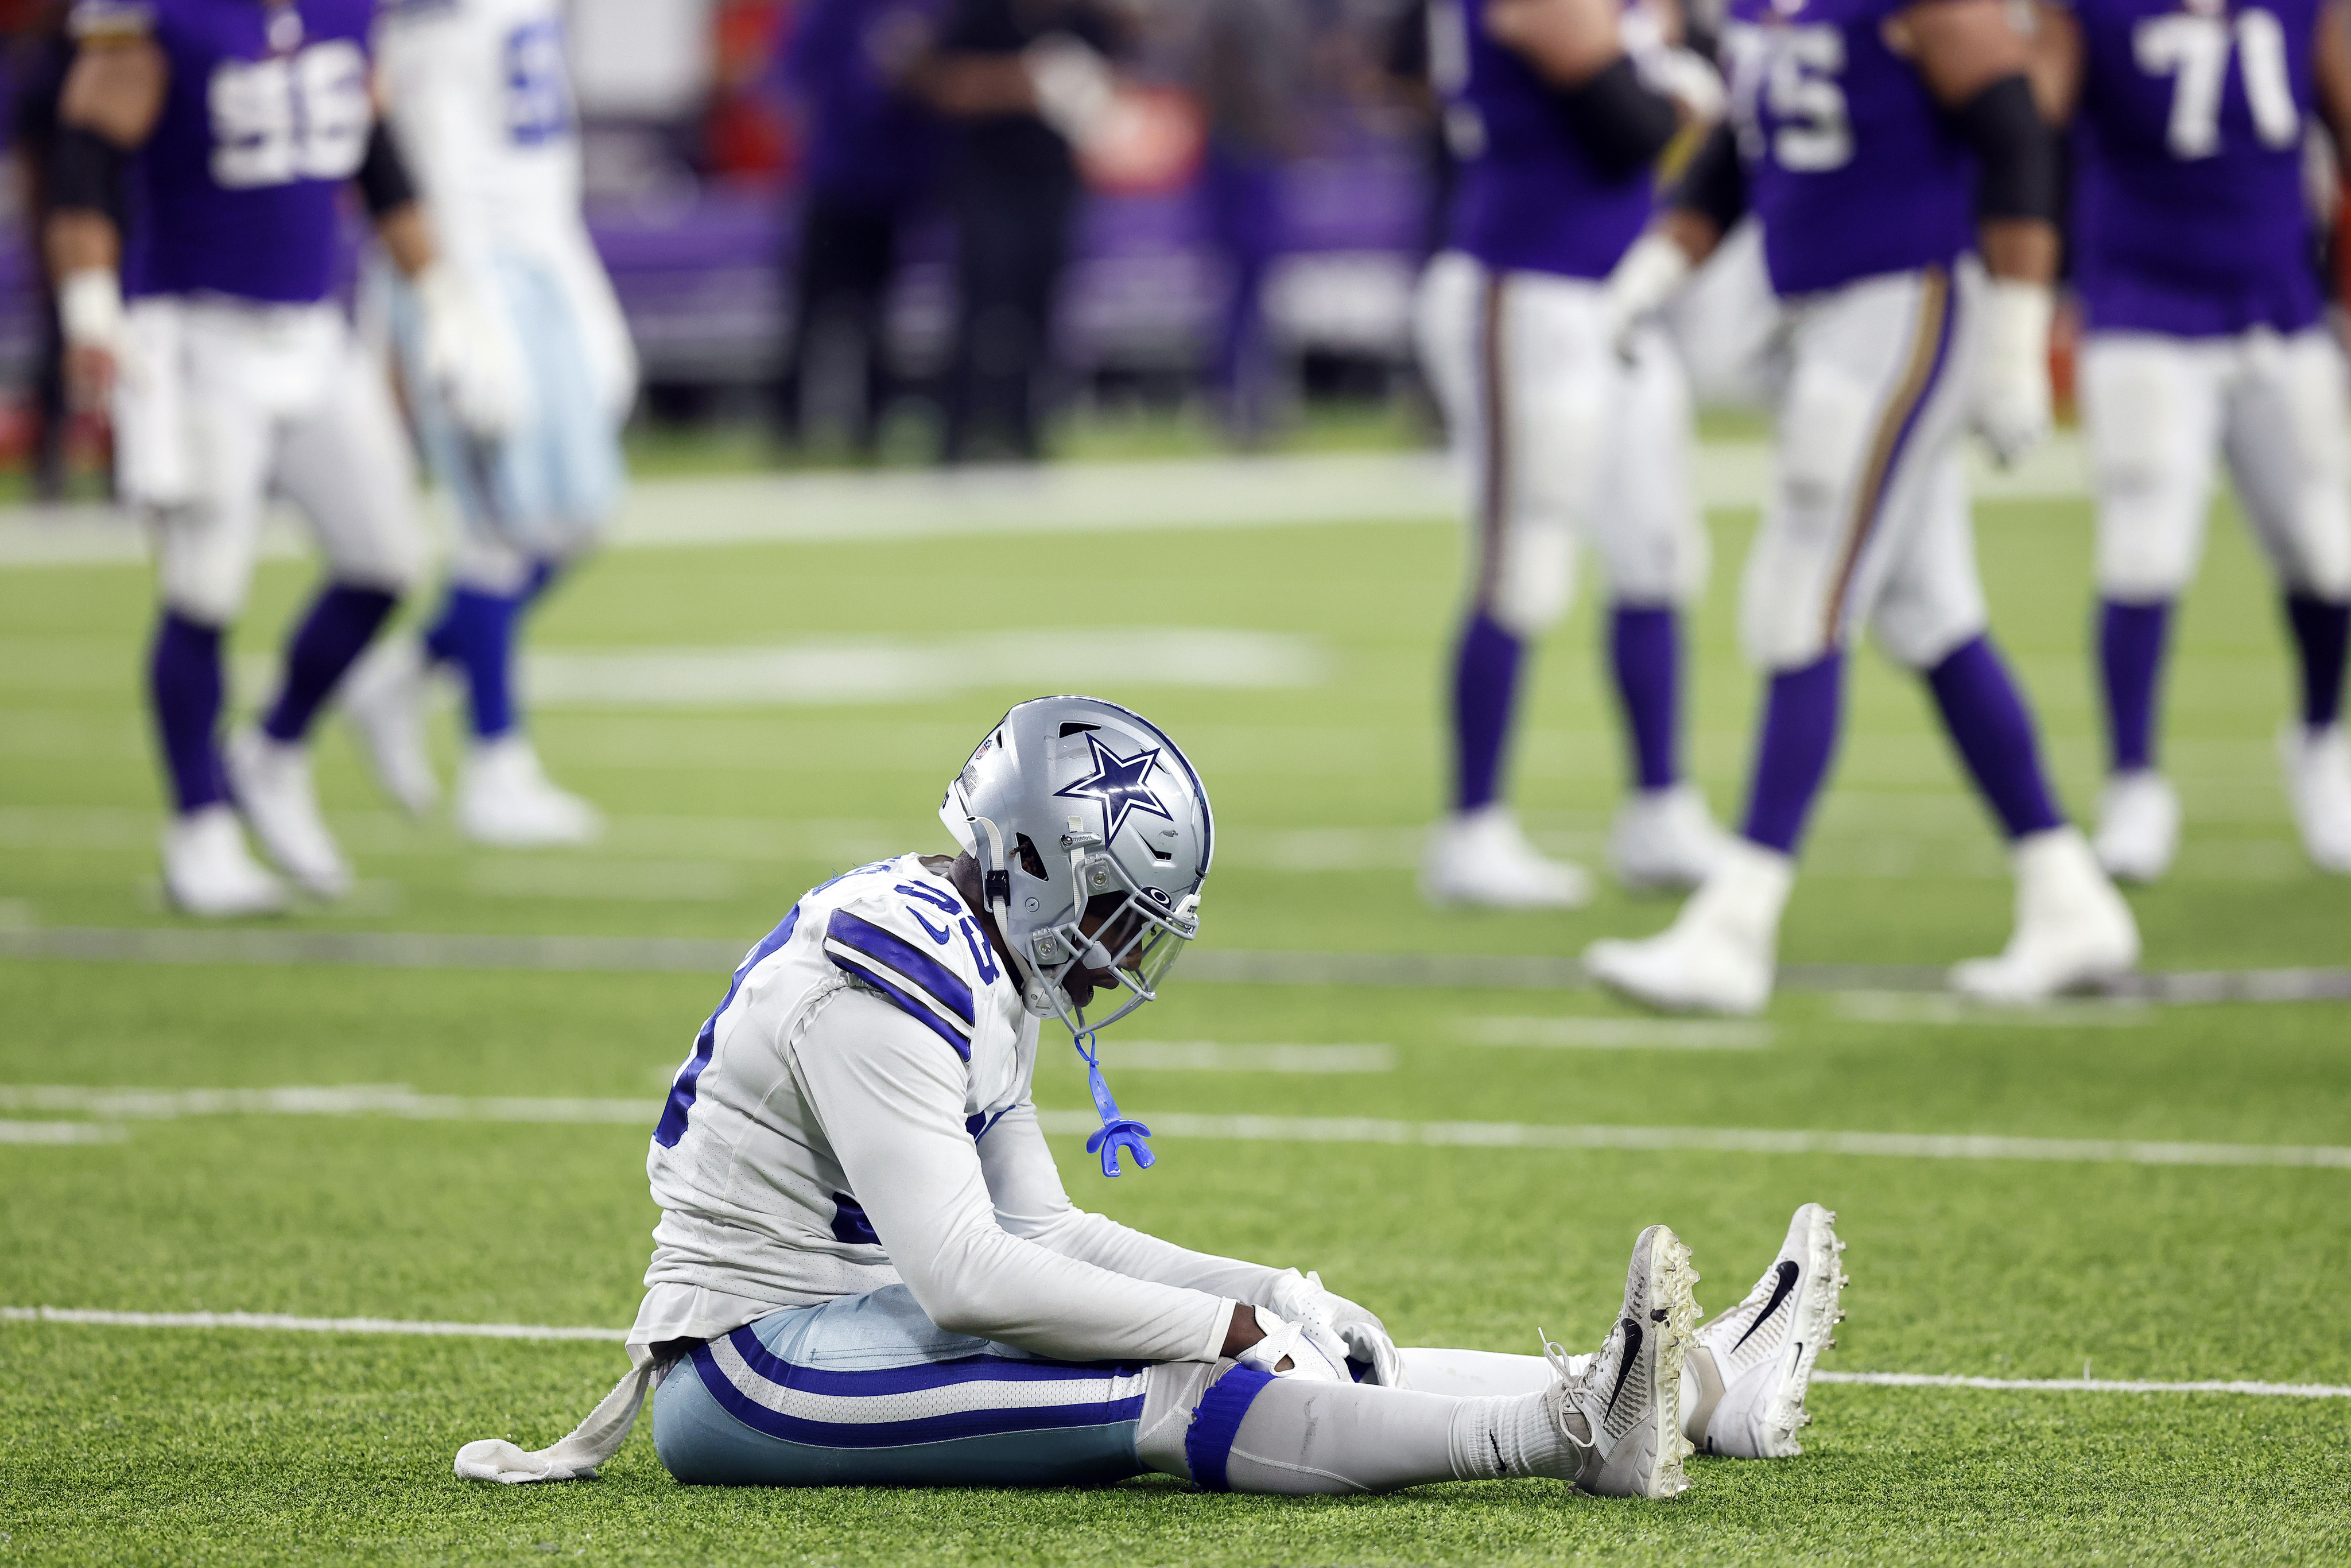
[[342, 0, 638, 848], [451, 696, 1846, 1499]]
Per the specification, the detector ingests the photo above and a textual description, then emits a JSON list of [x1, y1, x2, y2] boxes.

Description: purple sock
[[149, 611, 227, 814], [1927, 635, 2065, 841], [2286, 592, 2349, 729], [2098, 598, 2170, 773], [1741, 653, 1844, 855], [1451, 611, 1523, 812], [262, 585, 399, 744], [1610, 603, 1679, 791]]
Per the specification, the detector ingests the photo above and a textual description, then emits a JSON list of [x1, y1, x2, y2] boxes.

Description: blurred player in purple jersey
[[1417, 0, 1732, 910], [46, 0, 509, 915], [1583, 0, 2140, 1011], [2034, 0, 2351, 878]]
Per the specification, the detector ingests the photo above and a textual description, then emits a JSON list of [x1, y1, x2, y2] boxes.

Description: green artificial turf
[[2, 457, 2347, 1565]]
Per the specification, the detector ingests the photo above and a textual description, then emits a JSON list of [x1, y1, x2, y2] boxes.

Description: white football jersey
[[375, 0, 588, 266], [642, 855, 1041, 1315]]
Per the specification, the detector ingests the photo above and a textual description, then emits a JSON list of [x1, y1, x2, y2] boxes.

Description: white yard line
[[1464, 1018, 1775, 1050], [1810, 1370, 2351, 1399], [0, 1119, 122, 1144], [3, 1306, 2337, 1399], [3, 1085, 2342, 1170]]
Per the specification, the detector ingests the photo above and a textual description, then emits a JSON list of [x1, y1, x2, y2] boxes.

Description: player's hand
[[1269, 1268, 1406, 1387], [414, 261, 526, 441], [59, 268, 127, 413], [1600, 231, 1694, 362], [1972, 277, 2054, 468], [1235, 1306, 1351, 1383]]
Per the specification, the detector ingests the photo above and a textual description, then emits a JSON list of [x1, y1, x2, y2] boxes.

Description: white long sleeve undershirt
[[789, 985, 1283, 1365]]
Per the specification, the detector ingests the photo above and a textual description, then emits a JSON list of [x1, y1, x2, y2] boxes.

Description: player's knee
[[2282, 496, 2351, 600], [1134, 1359, 1223, 1482], [1484, 523, 1576, 635], [2095, 506, 2200, 600]]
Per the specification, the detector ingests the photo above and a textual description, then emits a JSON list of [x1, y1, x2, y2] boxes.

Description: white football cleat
[[2091, 770, 2178, 883], [1542, 1223, 1698, 1499], [224, 726, 353, 899], [1423, 804, 1591, 909], [457, 735, 602, 848], [1608, 783, 1732, 892], [1950, 825, 2139, 1002], [160, 805, 291, 918], [1684, 1202, 1845, 1460], [1583, 838, 1793, 1015], [342, 634, 441, 817], [2279, 723, 2351, 873]]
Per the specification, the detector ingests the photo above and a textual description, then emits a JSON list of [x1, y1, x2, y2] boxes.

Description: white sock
[[1445, 1392, 1584, 1482], [1398, 1345, 1562, 1397]]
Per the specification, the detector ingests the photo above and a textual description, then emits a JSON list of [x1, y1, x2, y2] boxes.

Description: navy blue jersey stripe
[[723, 1326, 1148, 1397], [825, 909, 976, 1026], [828, 953, 975, 1060], [654, 906, 800, 1149]]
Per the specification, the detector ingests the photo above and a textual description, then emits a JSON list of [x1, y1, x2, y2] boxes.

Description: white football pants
[[1415, 251, 1709, 636], [1663, 218, 1784, 413], [2080, 327, 2351, 603], [115, 296, 425, 626], [1740, 259, 1991, 673]]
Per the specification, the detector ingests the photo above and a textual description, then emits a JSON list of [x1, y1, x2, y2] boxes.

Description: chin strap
[[1072, 1027, 1153, 1177]]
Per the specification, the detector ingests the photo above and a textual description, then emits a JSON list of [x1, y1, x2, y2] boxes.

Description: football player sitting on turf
[[2031, 0, 2351, 879], [340, 0, 639, 849], [1418, 0, 1733, 907], [1583, 0, 2141, 1012], [452, 696, 1846, 1497], [48, 0, 509, 915]]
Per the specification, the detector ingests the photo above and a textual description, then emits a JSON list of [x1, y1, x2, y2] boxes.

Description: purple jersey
[[2068, 0, 2321, 336], [95, 0, 376, 304], [1428, 0, 1651, 278], [1722, 0, 1976, 296]]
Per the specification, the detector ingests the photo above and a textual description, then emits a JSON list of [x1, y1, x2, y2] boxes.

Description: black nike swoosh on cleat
[[1729, 1262, 1801, 1354], [1603, 1318, 1642, 1415]]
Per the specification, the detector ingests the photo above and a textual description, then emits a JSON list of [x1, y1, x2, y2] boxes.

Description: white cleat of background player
[[2092, 769, 2181, 883], [1582, 837, 1789, 1015], [1949, 827, 2140, 1003], [1682, 1202, 1845, 1460], [1423, 805, 1593, 909], [340, 636, 442, 818], [456, 735, 602, 849], [2280, 723, 2351, 872], [160, 805, 289, 918], [224, 727, 354, 899], [1609, 782, 1733, 892]]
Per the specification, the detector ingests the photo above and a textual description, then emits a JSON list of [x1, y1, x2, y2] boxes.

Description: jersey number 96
[[208, 41, 370, 189]]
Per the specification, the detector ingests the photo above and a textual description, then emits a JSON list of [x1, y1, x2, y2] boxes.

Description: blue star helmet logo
[[1053, 733, 1176, 843]]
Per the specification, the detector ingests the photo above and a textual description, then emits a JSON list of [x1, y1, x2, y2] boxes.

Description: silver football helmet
[[940, 694, 1213, 1036]]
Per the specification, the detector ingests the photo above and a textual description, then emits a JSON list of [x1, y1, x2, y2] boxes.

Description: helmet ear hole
[[1012, 833, 1049, 880]]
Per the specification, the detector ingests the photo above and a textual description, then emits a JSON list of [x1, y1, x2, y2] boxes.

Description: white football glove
[[1023, 34, 1116, 147], [59, 266, 134, 409], [1268, 1269, 1406, 1388], [1973, 278, 2054, 468], [1235, 1306, 1352, 1383], [1618, 5, 1725, 124], [1600, 231, 1694, 361], [413, 260, 526, 441]]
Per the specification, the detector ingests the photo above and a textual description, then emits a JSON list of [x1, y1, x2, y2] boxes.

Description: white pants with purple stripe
[[1741, 259, 1992, 673]]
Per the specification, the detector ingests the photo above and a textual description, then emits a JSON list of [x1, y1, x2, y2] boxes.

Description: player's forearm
[[909, 1218, 1233, 1362], [46, 209, 118, 282], [1018, 1204, 1292, 1305], [375, 203, 436, 280], [1977, 217, 2059, 286]]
